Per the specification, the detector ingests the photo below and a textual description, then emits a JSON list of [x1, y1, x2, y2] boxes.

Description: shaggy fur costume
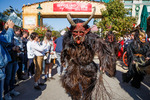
[[61, 29, 114, 100], [122, 29, 150, 88], [105, 31, 119, 77]]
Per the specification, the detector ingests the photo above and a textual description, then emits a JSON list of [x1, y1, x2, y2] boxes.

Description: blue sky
[[0, 0, 94, 31]]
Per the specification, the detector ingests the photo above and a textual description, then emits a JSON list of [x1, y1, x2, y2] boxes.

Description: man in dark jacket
[[55, 30, 66, 76]]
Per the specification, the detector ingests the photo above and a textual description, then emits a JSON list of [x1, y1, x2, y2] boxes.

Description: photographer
[[4, 22, 22, 100], [0, 20, 14, 100], [13, 27, 26, 80]]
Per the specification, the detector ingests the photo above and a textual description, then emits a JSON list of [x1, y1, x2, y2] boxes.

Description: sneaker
[[62, 71, 66, 74], [29, 76, 32, 79], [50, 77, 55, 80], [10, 89, 20, 96], [34, 85, 41, 90], [47, 78, 50, 82], [28, 72, 32, 78], [131, 80, 140, 89], [45, 77, 50, 82], [44, 77, 47, 82], [22, 71, 26, 75], [58, 74, 61, 76], [18, 76, 26, 80], [4, 93, 12, 100], [122, 73, 132, 83], [38, 83, 45, 86]]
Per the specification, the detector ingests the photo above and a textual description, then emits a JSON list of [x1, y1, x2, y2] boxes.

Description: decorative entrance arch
[[22, 1, 105, 33]]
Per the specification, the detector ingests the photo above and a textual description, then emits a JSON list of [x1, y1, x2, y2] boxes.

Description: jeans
[[43, 60, 45, 73], [56, 53, 67, 75], [20, 53, 27, 72], [22, 52, 28, 72], [0, 68, 5, 100], [10, 62, 18, 91], [4, 61, 18, 94], [0, 79, 4, 100], [28, 59, 34, 75]]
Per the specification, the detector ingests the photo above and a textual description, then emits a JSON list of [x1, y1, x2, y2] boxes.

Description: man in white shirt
[[30, 32, 47, 90]]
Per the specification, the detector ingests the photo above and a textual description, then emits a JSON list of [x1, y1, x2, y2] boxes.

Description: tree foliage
[[43, 23, 53, 31], [43, 23, 61, 37], [97, 0, 137, 37], [52, 30, 60, 37]]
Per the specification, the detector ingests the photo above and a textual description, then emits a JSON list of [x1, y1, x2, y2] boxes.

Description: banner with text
[[53, 2, 92, 12]]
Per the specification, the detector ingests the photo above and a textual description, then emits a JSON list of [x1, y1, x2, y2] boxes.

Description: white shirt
[[31, 40, 47, 56], [27, 40, 34, 59], [43, 40, 54, 53]]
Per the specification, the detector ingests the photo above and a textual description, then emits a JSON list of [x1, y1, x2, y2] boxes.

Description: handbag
[[45, 43, 52, 63], [46, 53, 51, 64], [44, 52, 48, 60], [50, 51, 57, 59]]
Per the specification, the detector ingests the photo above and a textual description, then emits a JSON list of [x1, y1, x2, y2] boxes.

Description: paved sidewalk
[[12, 68, 71, 100], [12, 59, 150, 100]]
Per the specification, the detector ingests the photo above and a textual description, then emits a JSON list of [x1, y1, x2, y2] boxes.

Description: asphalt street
[[12, 58, 150, 100]]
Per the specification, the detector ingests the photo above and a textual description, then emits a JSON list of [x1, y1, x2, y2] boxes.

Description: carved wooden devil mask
[[67, 7, 96, 44]]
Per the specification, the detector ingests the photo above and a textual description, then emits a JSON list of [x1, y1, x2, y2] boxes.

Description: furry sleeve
[[95, 38, 115, 70]]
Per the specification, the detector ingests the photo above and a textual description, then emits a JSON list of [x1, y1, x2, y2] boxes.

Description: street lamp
[[37, 3, 42, 26]]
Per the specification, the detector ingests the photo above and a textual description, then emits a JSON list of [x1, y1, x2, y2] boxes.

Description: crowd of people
[[117, 31, 150, 59], [0, 20, 66, 100], [117, 33, 135, 59]]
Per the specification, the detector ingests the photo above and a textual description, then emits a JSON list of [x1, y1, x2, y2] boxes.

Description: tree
[[43, 23, 61, 37], [97, 0, 137, 37], [43, 23, 53, 31], [2, 8, 22, 18], [52, 30, 60, 37]]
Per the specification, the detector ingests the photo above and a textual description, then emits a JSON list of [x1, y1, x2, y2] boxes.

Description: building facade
[[123, 0, 150, 25]]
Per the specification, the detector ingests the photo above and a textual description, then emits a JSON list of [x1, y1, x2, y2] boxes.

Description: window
[[124, 0, 133, 3], [101, 0, 110, 3], [125, 5, 132, 16], [147, 5, 150, 16], [142, 0, 150, 3]]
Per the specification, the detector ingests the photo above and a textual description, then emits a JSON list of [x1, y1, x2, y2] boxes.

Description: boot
[[10, 89, 20, 96], [122, 73, 132, 83], [131, 79, 141, 89], [4, 93, 12, 100], [131, 73, 144, 89]]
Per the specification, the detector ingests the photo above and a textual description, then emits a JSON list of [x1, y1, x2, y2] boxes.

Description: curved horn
[[67, 13, 76, 27], [83, 7, 96, 26]]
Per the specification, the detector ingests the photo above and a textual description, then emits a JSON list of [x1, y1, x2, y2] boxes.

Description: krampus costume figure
[[122, 29, 150, 88], [105, 31, 119, 57], [105, 31, 119, 77], [61, 7, 114, 100]]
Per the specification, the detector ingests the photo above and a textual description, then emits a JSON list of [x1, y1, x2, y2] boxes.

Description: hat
[[60, 30, 66, 36]]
